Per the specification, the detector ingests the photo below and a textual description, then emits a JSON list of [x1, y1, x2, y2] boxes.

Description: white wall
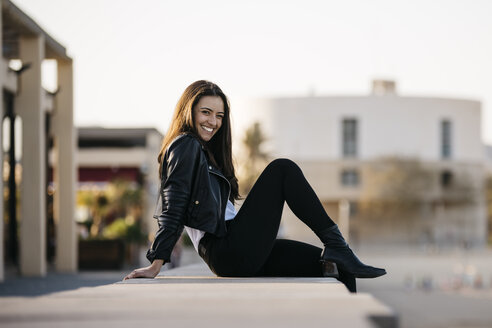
[[245, 95, 483, 163], [76, 148, 149, 167]]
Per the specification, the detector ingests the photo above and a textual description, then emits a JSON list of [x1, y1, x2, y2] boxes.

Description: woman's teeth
[[202, 126, 213, 133]]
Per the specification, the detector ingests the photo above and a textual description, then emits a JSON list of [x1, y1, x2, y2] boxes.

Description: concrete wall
[[247, 96, 482, 163], [76, 148, 150, 167]]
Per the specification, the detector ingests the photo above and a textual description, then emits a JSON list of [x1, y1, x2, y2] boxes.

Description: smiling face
[[192, 95, 225, 142]]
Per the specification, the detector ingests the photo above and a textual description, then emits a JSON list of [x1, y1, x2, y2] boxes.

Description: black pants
[[199, 159, 356, 292]]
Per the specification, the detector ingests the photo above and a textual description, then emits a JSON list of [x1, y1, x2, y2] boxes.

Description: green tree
[[76, 178, 144, 240], [359, 157, 433, 221], [359, 157, 476, 221]]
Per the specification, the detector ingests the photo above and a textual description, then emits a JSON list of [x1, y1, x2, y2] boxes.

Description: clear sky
[[12, 0, 492, 144]]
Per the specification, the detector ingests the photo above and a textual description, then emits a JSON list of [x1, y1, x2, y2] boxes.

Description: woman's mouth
[[201, 125, 213, 133]]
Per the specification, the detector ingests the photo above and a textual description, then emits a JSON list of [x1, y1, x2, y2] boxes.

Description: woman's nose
[[208, 116, 217, 126]]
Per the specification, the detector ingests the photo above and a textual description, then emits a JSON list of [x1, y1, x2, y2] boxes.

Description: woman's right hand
[[123, 260, 164, 280]]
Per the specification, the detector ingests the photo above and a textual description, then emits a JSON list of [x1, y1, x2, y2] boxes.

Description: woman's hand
[[123, 260, 164, 280]]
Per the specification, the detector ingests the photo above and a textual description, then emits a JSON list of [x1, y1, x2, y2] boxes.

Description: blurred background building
[[74, 127, 162, 270], [76, 127, 162, 238], [243, 80, 487, 249]]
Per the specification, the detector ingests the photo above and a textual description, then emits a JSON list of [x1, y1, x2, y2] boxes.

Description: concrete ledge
[[0, 262, 398, 328]]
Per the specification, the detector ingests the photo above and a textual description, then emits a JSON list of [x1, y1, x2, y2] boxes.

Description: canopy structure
[[1, 0, 75, 281]]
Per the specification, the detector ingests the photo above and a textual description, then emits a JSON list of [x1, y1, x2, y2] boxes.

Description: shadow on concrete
[[0, 271, 127, 297]]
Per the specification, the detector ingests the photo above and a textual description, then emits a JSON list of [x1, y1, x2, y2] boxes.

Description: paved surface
[[358, 249, 492, 328], [0, 262, 396, 328], [3, 247, 492, 327]]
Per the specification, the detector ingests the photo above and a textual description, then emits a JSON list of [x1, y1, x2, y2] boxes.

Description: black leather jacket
[[146, 133, 231, 263]]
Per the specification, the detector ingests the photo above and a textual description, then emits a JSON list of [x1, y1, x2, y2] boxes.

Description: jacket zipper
[[209, 170, 231, 203], [209, 170, 232, 230]]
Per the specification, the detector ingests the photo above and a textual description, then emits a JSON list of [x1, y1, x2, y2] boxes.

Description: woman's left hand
[[123, 260, 164, 280]]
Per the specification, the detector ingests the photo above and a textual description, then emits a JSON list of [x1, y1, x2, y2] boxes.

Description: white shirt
[[185, 200, 237, 252]]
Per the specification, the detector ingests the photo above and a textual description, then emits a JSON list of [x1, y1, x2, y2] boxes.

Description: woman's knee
[[266, 158, 301, 174], [267, 158, 298, 170]]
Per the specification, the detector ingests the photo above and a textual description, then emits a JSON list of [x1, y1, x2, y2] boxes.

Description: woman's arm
[[126, 135, 202, 279], [146, 135, 202, 263], [123, 259, 164, 280]]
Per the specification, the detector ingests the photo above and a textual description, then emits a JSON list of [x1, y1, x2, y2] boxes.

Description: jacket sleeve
[[146, 136, 201, 263], [146, 223, 184, 263]]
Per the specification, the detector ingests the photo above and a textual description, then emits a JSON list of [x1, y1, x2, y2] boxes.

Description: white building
[[241, 80, 487, 249]]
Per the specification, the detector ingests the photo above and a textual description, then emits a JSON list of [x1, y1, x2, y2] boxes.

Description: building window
[[441, 170, 453, 188], [341, 169, 359, 186], [342, 118, 358, 157], [349, 201, 358, 216], [441, 120, 452, 159]]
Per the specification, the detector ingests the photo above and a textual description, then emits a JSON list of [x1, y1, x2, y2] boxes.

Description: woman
[[123, 80, 386, 292]]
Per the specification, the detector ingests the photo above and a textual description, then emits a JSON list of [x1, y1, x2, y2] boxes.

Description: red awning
[[78, 167, 140, 182]]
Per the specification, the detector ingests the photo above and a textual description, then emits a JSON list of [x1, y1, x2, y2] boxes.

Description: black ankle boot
[[321, 260, 339, 278], [337, 269, 357, 293], [316, 224, 386, 279]]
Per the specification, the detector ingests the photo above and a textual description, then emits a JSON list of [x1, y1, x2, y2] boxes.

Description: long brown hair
[[158, 80, 240, 202]]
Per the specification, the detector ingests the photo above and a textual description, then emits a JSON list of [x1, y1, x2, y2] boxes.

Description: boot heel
[[320, 260, 339, 278]]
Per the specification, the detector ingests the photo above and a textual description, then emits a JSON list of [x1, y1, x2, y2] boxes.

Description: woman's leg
[[214, 159, 335, 276], [255, 239, 357, 293], [255, 239, 323, 277]]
